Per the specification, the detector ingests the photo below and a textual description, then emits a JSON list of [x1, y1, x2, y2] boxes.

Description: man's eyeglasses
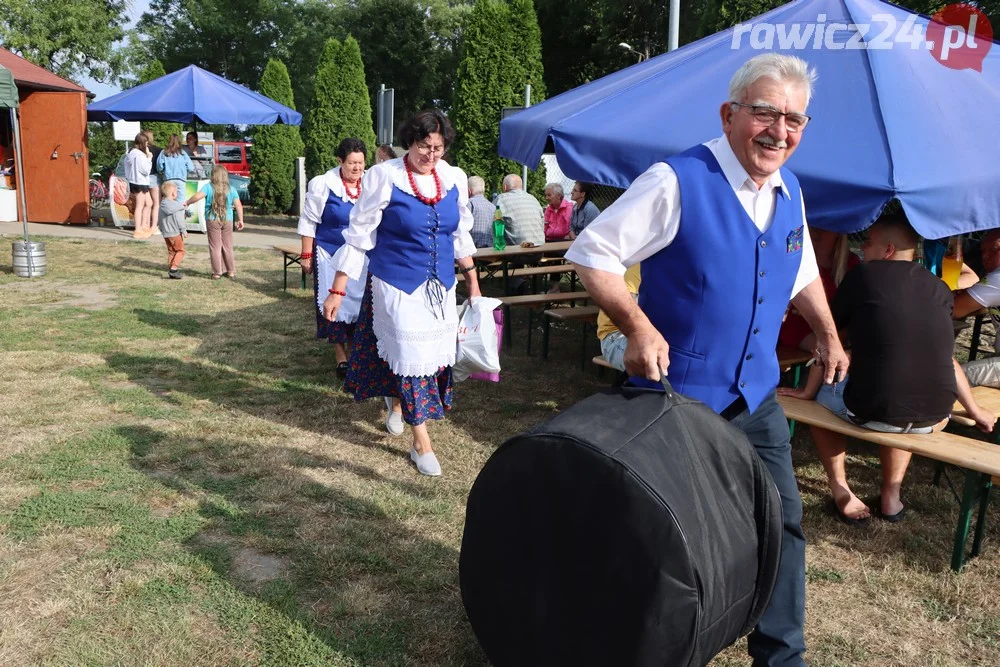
[[730, 102, 811, 133]]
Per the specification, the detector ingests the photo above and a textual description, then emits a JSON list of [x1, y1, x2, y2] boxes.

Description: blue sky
[[80, 0, 150, 100]]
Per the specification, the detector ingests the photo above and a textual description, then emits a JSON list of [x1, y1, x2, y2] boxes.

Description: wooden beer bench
[[779, 394, 1000, 571], [457, 263, 576, 288], [497, 291, 590, 349], [540, 305, 600, 368], [273, 244, 307, 291]]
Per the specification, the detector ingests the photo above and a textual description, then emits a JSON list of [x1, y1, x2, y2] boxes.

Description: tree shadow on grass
[[104, 351, 407, 463], [128, 296, 606, 451], [124, 293, 995, 575], [89, 258, 174, 279], [116, 423, 485, 666], [88, 252, 303, 300]]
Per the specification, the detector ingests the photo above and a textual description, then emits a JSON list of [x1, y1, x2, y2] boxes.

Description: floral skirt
[[313, 268, 355, 343], [344, 279, 453, 426]]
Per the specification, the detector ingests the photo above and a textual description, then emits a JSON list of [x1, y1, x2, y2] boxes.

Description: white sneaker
[[410, 448, 442, 476], [384, 397, 404, 436]]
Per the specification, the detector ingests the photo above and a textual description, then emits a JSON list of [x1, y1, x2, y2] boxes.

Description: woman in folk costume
[[298, 138, 368, 377], [323, 110, 481, 477]]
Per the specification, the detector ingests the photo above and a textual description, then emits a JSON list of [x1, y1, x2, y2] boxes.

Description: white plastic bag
[[453, 297, 504, 382]]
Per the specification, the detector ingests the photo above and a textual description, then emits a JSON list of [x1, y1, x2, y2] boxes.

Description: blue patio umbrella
[[499, 0, 1000, 238], [87, 64, 302, 126]]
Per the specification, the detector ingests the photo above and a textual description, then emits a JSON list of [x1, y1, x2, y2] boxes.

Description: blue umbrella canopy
[[87, 64, 302, 126], [499, 0, 1000, 238]]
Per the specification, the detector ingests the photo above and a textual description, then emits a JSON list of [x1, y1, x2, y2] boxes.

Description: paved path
[[0, 216, 300, 250]]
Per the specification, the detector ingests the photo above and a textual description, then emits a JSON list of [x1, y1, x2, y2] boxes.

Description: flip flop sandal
[[875, 497, 907, 523], [829, 499, 870, 528], [879, 507, 907, 523]]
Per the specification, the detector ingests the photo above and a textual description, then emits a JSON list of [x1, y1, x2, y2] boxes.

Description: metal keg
[[12, 241, 47, 278]]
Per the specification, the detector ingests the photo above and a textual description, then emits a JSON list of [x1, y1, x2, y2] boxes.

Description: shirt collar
[[707, 135, 789, 199]]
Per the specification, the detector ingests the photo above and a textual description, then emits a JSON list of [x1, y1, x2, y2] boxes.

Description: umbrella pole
[[10, 107, 36, 279], [11, 108, 28, 243]]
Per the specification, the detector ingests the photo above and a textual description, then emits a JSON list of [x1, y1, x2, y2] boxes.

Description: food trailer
[[88, 64, 301, 233], [108, 152, 250, 233]]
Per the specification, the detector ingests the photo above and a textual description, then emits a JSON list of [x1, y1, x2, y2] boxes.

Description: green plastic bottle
[[492, 204, 507, 251]]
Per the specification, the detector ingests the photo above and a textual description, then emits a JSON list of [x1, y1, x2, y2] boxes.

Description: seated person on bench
[[953, 230, 1000, 388], [595, 264, 641, 371], [778, 215, 995, 525], [778, 227, 860, 353]]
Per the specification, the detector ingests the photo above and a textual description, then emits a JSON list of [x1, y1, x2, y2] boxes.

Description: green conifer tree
[[452, 0, 516, 195], [451, 0, 546, 198], [249, 59, 305, 213], [304, 37, 377, 178], [504, 0, 547, 198]]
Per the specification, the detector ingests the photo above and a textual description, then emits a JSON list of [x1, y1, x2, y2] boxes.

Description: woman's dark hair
[[575, 181, 595, 203], [397, 109, 455, 150], [185, 131, 198, 144], [335, 137, 367, 161], [377, 143, 398, 160], [132, 133, 149, 151]]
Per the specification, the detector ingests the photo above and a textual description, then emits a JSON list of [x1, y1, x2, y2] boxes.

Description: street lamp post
[[618, 42, 644, 63], [669, 0, 679, 51]]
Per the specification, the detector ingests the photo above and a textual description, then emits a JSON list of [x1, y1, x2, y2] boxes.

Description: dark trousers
[[728, 391, 806, 667]]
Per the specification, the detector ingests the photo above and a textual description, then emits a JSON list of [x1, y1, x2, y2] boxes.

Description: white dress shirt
[[297, 168, 367, 323], [331, 158, 477, 376], [565, 136, 819, 297]]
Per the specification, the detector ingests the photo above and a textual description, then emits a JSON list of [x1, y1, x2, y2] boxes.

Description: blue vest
[[314, 191, 353, 255], [367, 185, 460, 294], [637, 144, 804, 414]]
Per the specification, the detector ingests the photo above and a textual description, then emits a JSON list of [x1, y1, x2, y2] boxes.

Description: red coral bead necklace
[[404, 154, 443, 205], [340, 168, 362, 200]]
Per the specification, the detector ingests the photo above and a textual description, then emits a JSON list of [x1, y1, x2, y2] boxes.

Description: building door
[[19, 91, 89, 223]]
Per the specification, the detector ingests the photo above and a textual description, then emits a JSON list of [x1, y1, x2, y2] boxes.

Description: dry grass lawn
[[0, 235, 997, 666]]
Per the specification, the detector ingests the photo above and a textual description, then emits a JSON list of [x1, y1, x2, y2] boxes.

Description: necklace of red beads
[[340, 169, 362, 200], [404, 155, 443, 205]]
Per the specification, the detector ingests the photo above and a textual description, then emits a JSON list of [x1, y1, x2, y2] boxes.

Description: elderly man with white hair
[[495, 173, 544, 247], [566, 54, 850, 666], [467, 175, 495, 248]]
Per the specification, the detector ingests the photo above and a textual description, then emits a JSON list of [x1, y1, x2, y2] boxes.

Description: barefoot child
[[158, 181, 188, 279]]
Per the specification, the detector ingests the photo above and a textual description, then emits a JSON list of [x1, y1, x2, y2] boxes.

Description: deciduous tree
[[339, 0, 439, 125], [535, 0, 717, 96], [86, 122, 123, 177], [0, 0, 130, 83], [139, 0, 297, 88]]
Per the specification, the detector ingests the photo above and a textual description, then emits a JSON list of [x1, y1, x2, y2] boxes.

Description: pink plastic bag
[[470, 307, 504, 383]]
